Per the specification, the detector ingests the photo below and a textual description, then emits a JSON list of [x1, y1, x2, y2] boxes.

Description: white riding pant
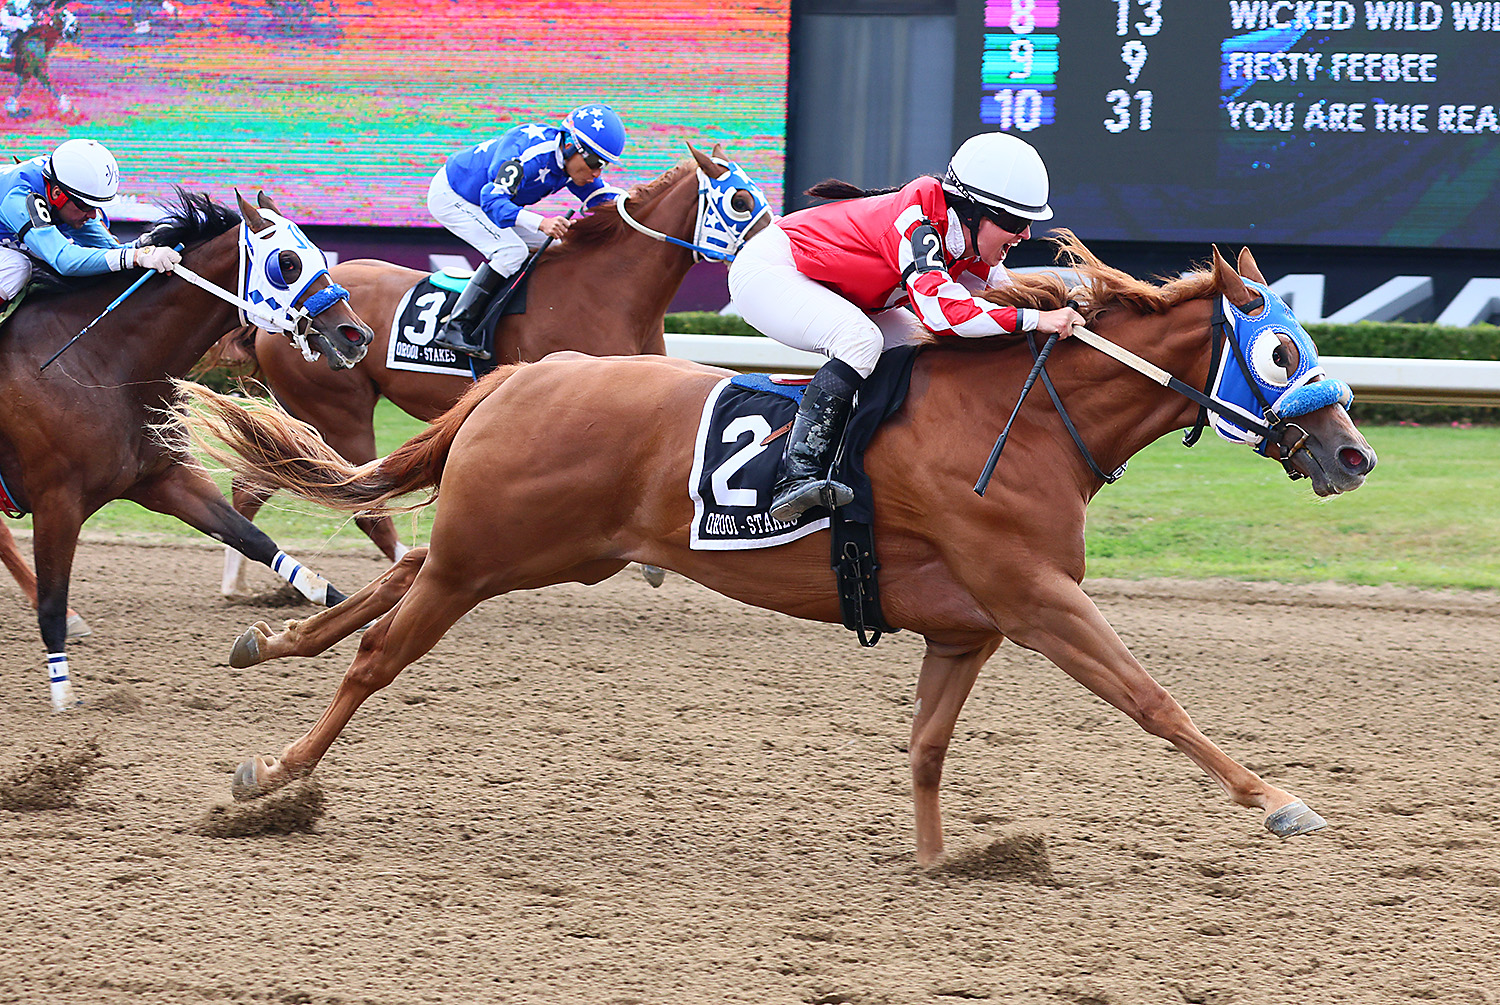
[[727, 223, 926, 380], [427, 168, 546, 278], [0, 246, 33, 301]]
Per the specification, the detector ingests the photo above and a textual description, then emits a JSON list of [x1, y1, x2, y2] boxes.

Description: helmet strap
[[46, 181, 71, 209]]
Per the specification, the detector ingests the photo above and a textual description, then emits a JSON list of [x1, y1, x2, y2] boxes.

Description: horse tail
[[173, 366, 522, 515]]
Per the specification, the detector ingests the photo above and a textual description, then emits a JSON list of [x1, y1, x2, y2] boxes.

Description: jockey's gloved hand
[[132, 245, 182, 273]]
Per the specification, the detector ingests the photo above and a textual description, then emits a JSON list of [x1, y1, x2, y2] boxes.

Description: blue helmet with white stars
[[562, 104, 627, 165]]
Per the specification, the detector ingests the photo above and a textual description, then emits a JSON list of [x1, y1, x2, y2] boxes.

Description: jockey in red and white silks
[[727, 131, 1084, 524]]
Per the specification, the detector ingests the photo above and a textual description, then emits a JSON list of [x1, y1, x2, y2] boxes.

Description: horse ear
[[1236, 246, 1268, 286], [688, 143, 728, 179], [236, 189, 268, 231], [1212, 245, 1254, 309], [256, 190, 283, 215], [711, 142, 726, 161]]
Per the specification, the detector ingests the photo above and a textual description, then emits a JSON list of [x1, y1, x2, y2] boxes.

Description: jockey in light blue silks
[[429, 103, 629, 359], [0, 138, 181, 308]]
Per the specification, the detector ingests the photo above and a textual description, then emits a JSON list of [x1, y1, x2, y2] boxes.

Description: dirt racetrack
[[2, 536, 1498, 1005]]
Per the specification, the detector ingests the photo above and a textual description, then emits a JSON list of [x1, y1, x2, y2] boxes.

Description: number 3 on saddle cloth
[[386, 269, 527, 380], [688, 345, 920, 645]]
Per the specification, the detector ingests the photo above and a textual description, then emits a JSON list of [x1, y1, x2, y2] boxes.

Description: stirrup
[[769, 476, 853, 524], [432, 325, 490, 360]]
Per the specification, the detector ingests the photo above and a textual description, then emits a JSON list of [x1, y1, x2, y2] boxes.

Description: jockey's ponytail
[[805, 173, 942, 202]]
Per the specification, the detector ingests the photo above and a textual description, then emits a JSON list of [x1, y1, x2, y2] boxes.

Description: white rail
[[663, 334, 1500, 408]]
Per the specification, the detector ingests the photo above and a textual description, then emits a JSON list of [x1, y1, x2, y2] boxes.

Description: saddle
[[386, 268, 530, 380], [691, 345, 922, 645]]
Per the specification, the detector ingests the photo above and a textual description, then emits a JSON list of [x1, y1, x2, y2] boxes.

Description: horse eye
[[724, 190, 754, 222], [1272, 345, 1286, 368], [278, 250, 303, 285]]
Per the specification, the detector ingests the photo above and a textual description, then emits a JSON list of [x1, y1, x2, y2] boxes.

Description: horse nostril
[[1339, 446, 1369, 474], [339, 325, 364, 344]]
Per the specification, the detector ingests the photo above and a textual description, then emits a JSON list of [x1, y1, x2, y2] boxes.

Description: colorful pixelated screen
[[963, 1, 1500, 250], [4, 0, 789, 224]]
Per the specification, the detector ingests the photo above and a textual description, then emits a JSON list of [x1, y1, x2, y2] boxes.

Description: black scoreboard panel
[[954, 2, 1500, 250]]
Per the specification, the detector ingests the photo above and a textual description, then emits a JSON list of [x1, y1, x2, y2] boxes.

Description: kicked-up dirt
[[1, 537, 1498, 1004]]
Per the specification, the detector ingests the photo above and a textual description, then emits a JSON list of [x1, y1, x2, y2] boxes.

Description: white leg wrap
[[222, 545, 249, 597], [271, 551, 329, 605], [392, 541, 410, 562], [48, 652, 77, 712]]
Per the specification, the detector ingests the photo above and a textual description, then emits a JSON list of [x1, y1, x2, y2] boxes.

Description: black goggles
[[983, 205, 1034, 235], [577, 144, 606, 171]]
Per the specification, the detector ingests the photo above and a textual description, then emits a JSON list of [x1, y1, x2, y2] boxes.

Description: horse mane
[[144, 188, 242, 251], [547, 162, 694, 256], [918, 229, 1222, 345]]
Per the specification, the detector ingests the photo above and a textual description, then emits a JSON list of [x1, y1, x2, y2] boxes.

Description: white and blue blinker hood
[[1207, 279, 1354, 455]]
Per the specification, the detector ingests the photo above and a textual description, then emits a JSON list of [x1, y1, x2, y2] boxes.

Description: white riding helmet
[[942, 132, 1053, 222], [44, 139, 120, 208]]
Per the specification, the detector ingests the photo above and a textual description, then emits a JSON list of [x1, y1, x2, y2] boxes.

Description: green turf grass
[[22, 406, 1500, 591]]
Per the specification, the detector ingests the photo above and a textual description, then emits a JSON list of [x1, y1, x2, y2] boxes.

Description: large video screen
[[960, 1, 1500, 250], [4, 0, 789, 225]]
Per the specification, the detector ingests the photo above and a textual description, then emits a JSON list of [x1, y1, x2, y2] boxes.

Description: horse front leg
[[127, 462, 347, 606], [230, 548, 427, 668], [0, 521, 89, 637], [910, 636, 1003, 865], [222, 476, 275, 597], [29, 496, 85, 711], [233, 561, 480, 800], [1006, 578, 1326, 839]]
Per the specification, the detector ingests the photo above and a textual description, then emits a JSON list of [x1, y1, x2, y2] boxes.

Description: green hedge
[[664, 314, 1500, 424]]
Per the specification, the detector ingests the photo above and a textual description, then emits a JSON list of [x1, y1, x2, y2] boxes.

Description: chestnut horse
[[0, 190, 373, 710], [221, 144, 770, 592], [180, 239, 1376, 864]]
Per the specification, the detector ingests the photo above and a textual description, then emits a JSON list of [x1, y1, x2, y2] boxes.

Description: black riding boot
[[432, 262, 505, 359], [769, 358, 864, 523]]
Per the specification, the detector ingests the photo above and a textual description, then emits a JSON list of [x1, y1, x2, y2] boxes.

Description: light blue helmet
[[562, 104, 627, 165]]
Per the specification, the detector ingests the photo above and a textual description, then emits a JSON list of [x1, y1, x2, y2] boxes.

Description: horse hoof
[[229, 626, 266, 669], [641, 565, 666, 588], [231, 755, 279, 801], [66, 613, 92, 640], [1264, 799, 1328, 838]]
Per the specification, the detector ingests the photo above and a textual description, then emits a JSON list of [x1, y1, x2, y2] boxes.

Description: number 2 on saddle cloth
[[688, 345, 922, 646]]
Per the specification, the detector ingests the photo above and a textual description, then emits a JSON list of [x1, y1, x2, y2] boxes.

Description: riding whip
[[478, 209, 576, 328], [40, 243, 186, 372], [973, 328, 1063, 496]]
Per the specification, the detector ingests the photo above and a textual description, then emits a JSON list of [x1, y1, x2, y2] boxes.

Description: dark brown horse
[[1, 190, 373, 710], [221, 144, 770, 593], [0, 520, 87, 638], [181, 239, 1376, 864]]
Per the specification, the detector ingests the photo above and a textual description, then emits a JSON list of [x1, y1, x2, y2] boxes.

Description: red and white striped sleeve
[[888, 199, 1038, 338]]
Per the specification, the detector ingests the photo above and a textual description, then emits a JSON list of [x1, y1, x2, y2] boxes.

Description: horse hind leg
[[230, 548, 427, 668], [223, 477, 276, 597], [232, 560, 479, 800], [0, 522, 89, 638], [909, 637, 1003, 865]]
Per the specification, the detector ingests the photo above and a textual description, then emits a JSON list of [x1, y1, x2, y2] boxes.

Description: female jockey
[[727, 131, 1085, 523], [430, 104, 628, 359], [0, 138, 180, 307]]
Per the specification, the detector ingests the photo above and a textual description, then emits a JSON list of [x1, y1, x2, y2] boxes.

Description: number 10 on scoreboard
[[982, 1, 1059, 133]]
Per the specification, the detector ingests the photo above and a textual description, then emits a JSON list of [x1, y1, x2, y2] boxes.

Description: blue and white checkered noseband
[[238, 210, 350, 341], [1207, 279, 1354, 459], [693, 158, 773, 263]]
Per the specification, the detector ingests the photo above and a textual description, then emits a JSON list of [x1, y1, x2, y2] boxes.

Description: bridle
[[1019, 289, 1353, 486]]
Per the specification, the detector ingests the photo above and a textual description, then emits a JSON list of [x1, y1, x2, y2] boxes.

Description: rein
[[973, 291, 1334, 495], [615, 193, 736, 262]]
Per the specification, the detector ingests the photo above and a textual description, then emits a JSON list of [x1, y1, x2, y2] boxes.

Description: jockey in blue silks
[[429, 104, 629, 359], [0, 138, 181, 308]]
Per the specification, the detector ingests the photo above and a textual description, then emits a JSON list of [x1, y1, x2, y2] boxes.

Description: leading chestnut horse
[[181, 237, 1376, 865], [0, 190, 373, 710], [221, 144, 771, 592]]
